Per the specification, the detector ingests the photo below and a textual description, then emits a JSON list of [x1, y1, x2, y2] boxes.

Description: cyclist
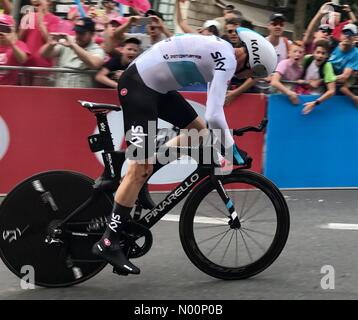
[[92, 29, 277, 275]]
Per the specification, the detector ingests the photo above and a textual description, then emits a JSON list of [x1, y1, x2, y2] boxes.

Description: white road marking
[[319, 223, 358, 230]]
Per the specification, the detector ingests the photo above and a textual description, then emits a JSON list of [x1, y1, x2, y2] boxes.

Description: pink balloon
[[115, 0, 151, 13]]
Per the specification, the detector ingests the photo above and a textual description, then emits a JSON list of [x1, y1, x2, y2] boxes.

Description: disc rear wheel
[[0, 171, 113, 287]]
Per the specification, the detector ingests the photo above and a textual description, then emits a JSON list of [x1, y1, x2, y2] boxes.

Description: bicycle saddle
[[79, 100, 122, 112]]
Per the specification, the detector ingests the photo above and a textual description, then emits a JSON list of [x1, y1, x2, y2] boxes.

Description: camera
[[50, 33, 68, 41]]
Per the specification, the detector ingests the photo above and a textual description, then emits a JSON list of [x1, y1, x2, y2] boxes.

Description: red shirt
[[20, 12, 61, 67], [0, 40, 30, 85], [332, 21, 350, 42]]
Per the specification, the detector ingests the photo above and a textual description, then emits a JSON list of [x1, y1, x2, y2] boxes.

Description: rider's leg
[[93, 161, 152, 275], [93, 64, 160, 275], [164, 116, 208, 148]]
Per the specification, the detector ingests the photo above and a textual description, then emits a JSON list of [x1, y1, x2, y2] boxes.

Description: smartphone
[[138, 17, 152, 27], [331, 4, 344, 13], [50, 33, 68, 41], [0, 23, 11, 33]]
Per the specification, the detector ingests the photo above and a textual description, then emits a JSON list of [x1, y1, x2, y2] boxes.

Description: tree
[[293, 0, 308, 39]]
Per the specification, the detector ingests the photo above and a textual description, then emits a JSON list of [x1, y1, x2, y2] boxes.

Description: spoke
[[205, 194, 230, 218], [206, 229, 231, 257], [235, 230, 239, 266], [241, 202, 273, 223], [240, 190, 263, 220], [238, 229, 253, 263], [220, 230, 235, 264], [237, 189, 249, 220], [194, 224, 228, 230], [242, 218, 276, 223], [241, 229, 268, 254], [241, 227, 274, 238], [199, 229, 231, 257], [197, 229, 230, 245]]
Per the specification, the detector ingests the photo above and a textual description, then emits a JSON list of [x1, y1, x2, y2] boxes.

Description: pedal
[[112, 267, 129, 276]]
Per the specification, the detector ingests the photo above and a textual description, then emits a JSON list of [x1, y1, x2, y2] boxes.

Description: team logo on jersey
[[163, 54, 169, 60], [211, 51, 226, 71], [120, 88, 128, 96]]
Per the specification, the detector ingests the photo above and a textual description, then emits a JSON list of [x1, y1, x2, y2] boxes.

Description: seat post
[[95, 113, 115, 151]]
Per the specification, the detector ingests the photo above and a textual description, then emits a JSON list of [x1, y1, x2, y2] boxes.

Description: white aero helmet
[[236, 27, 278, 78]]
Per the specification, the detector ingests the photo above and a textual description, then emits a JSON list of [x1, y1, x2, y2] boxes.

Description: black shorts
[[117, 64, 198, 160]]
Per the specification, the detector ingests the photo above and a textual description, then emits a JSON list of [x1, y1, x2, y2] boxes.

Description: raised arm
[[175, 0, 196, 34], [303, 2, 331, 44]]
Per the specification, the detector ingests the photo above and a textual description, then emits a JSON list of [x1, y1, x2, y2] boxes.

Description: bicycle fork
[[210, 174, 241, 229]]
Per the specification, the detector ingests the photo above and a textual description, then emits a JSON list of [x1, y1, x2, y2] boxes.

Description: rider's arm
[[205, 66, 236, 148]]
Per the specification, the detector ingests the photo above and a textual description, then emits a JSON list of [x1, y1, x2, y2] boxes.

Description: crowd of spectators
[[0, 0, 357, 112]]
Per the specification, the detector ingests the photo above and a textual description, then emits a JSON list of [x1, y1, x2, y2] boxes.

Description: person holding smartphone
[[112, 10, 172, 52], [0, 14, 30, 85]]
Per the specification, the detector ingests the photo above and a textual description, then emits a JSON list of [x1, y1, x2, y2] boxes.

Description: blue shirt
[[329, 46, 358, 75]]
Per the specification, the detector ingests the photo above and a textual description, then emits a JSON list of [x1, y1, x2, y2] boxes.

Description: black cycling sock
[[101, 202, 132, 245], [92, 203, 140, 274]]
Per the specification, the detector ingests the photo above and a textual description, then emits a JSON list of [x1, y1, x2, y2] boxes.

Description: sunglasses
[[342, 30, 355, 37], [320, 28, 332, 35], [271, 21, 284, 27]]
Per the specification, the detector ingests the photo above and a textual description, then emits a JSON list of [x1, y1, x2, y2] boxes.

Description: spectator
[[96, 0, 120, 31], [19, 0, 61, 84], [95, 37, 140, 89], [303, 2, 337, 54], [266, 13, 291, 63], [329, 23, 358, 107], [103, 16, 127, 55], [175, 0, 220, 36], [299, 40, 336, 115], [0, 14, 30, 85], [304, 23, 336, 54], [270, 41, 305, 105], [223, 18, 241, 47], [214, 3, 242, 35], [113, 11, 172, 52], [67, 0, 89, 22], [40, 17, 105, 88], [0, 0, 12, 15], [330, 4, 357, 42]]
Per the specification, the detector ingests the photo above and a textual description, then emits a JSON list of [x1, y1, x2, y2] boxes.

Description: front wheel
[[179, 170, 290, 280]]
